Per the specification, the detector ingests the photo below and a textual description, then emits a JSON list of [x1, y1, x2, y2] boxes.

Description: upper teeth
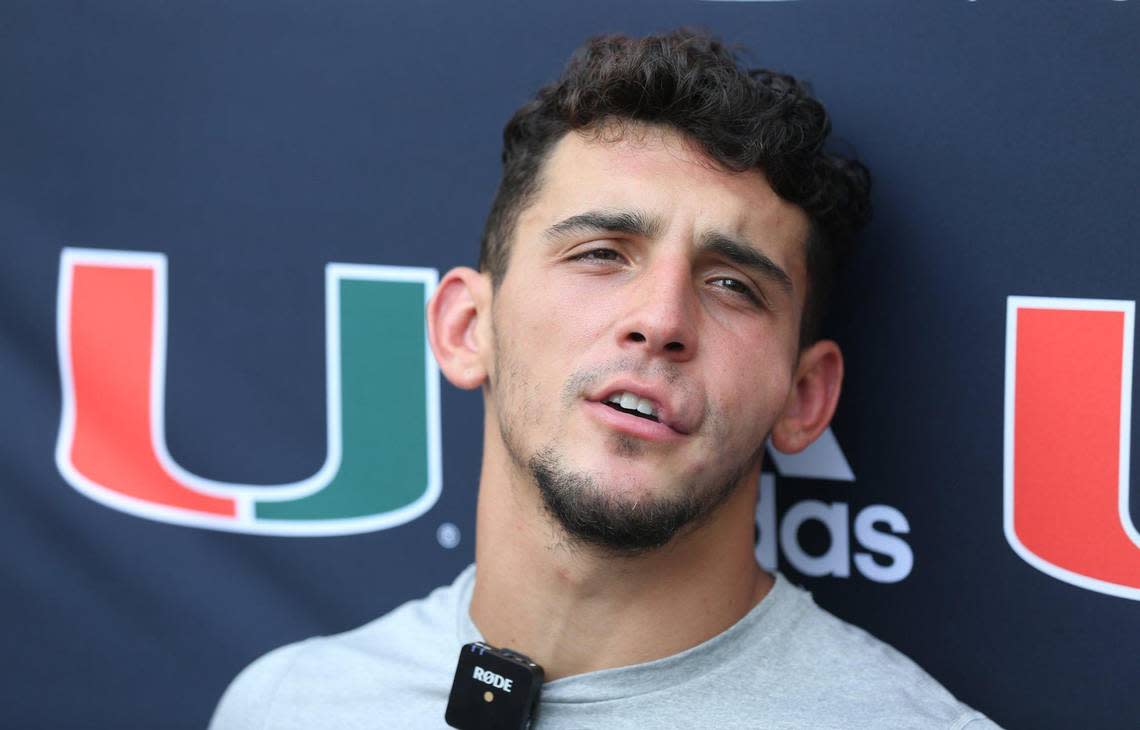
[[607, 391, 658, 418]]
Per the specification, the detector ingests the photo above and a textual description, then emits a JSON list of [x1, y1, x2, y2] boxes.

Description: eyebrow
[[698, 232, 794, 297], [543, 209, 664, 241]]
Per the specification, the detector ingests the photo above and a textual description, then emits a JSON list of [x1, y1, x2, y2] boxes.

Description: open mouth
[[604, 391, 660, 423]]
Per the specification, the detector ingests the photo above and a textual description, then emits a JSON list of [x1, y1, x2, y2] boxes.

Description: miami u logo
[[1005, 296, 1139, 600], [55, 248, 441, 536]]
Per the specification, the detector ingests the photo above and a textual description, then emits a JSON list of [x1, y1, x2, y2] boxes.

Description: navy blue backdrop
[[2, 2, 1138, 728]]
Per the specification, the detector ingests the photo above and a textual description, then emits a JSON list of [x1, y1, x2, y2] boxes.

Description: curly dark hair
[[479, 29, 872, 346]]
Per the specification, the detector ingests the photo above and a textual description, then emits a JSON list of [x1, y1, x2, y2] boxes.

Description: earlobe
[[427, 267, 491, 390], [770, 340, 844, 454]]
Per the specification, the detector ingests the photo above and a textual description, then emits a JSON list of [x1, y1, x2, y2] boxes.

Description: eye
[[710, 276, 764, 306], [570, 247, 623, 263]]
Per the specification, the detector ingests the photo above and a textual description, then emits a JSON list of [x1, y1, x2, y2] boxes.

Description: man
[[212, 30, 1000, 729]]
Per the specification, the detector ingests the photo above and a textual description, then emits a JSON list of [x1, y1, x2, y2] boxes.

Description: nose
[[616, 256, 698, 362]]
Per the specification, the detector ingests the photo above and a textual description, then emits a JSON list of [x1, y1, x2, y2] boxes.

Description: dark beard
[[528, 445, 750, 556]]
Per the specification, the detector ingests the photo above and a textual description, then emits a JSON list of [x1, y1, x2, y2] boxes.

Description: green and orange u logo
[[55, 248, 441, 536]]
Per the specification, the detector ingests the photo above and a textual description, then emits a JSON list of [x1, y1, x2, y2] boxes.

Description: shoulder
[[757, 576, 1001, 729], [209, 641, 311, 730], [210, 567, 475, 730]]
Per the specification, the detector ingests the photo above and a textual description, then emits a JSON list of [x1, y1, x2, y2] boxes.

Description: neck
[[468, 430, 772, 680]]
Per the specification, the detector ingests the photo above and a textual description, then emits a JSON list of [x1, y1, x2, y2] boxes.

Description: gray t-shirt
[[211, 565, 999, 729]]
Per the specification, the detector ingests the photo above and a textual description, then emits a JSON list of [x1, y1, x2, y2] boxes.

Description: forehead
[[516, 123, 811, 277]]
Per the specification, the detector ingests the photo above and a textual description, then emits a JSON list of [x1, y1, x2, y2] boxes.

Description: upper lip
[[586, 378, 693, 435]]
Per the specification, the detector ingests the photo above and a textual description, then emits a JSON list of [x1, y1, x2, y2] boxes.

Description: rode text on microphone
[[445, 642, 544, 730]]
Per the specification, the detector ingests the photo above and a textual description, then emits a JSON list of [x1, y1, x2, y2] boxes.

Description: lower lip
[[584, 401, 684, 442]]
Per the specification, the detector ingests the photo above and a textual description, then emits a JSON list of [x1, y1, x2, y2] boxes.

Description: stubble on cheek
[[490, 312, 548, 475]]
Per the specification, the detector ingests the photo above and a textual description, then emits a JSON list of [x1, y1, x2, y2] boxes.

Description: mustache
[[560, 358, 687, 407]]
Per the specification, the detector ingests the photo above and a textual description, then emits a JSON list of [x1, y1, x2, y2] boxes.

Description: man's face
[[485, 123, 811, 553]]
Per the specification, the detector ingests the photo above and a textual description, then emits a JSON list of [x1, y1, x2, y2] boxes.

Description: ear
[[770, 339, 844, 454], [427, 267, 492, 390]]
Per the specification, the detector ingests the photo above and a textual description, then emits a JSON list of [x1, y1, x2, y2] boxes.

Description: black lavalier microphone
[[445, 642, 544, 730]]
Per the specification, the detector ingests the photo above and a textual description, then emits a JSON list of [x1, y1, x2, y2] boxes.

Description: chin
[[528, 446, 738, 555]]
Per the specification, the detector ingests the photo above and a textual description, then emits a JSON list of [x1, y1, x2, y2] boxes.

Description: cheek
[[713, 337, 796, 433], [519, 277, 615, 347], [493, 290, 589, 419]]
